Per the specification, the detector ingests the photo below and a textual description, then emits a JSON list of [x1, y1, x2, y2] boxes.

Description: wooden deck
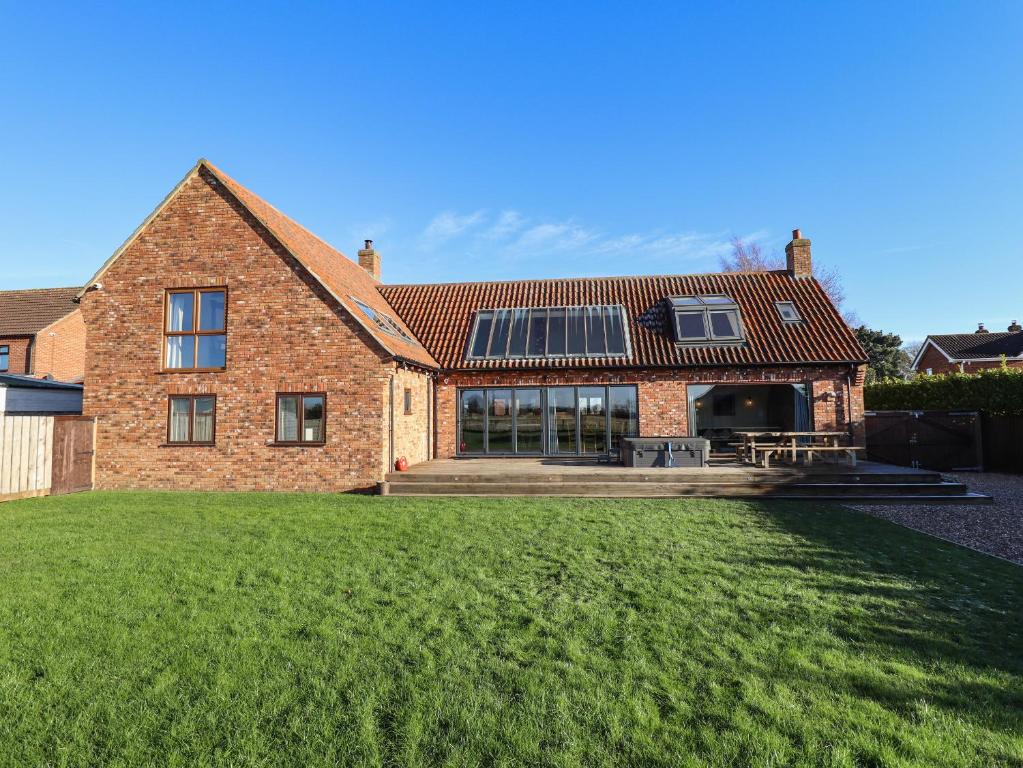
[[381, 457, 992, 503]]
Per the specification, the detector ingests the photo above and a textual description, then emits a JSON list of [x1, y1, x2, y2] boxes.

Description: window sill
[[158, 368, 227, 375], [159, 443, 216, 448], [268, 442, 326, 448]]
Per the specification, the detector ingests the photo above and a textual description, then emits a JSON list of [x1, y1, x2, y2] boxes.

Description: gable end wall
[[79, 168, 396, 492]]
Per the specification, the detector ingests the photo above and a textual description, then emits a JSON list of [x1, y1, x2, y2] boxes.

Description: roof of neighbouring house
[[79, 160, 439, 370], [0, 287, 81, 336], [0, 373, 83, 390], [379, 271, 867, 370], [922, 332, 1023, 362]]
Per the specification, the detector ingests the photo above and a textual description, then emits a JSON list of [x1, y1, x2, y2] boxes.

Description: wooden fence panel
[[0, 416, 55, 501], [981, 414, 1023, 474]]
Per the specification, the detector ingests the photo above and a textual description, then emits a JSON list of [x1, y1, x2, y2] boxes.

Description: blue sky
[[1, 2, 1020, 342]]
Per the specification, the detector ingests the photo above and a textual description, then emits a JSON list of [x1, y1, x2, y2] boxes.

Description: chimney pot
[[1009, 320, 1022, 332], [975, 323, 989, 334], [357, 239, 381, 281], [784, 228, 812, 279]]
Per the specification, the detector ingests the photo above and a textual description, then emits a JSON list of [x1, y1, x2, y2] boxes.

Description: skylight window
[[467, 305, 631, 360], [775, 301, 801, 323], [668, 295, 745, 344], [352, 298, 420, 345]]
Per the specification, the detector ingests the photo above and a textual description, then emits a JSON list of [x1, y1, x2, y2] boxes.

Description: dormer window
[[668, 295, 744, 344]]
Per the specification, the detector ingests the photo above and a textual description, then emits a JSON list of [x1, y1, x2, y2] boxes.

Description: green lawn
[[1, 493, 1021, 767]]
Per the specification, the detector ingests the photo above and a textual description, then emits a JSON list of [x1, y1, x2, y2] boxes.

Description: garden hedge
[[864, 366, 1023, 416]]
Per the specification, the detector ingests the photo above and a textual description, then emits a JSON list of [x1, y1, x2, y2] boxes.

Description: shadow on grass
[[751, 502, 1023, 729]]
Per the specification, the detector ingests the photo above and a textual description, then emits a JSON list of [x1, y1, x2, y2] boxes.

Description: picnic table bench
[[751, 444, 864, 468], [736, 431, 858, 468]]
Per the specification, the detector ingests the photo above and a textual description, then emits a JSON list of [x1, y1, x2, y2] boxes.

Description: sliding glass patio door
[[547, 387, 578, 455], [458, 385, 637, 456]]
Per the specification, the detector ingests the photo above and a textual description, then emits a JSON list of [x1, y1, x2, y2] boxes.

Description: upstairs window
[[0, 345, 8, 371], [668, 295, 744, 344], [466, 305, 631, 360], [165, 288, 227, 370], [775, 301, 801, 323], [351, 298, 420, 345]]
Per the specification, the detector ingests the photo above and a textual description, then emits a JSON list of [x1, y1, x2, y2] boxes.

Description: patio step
[[384, 470, 946, 485], [381, 480, 985, 501]]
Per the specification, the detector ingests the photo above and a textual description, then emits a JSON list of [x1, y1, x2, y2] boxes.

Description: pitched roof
[[0, 287, 80, 336], [81, 160, 438, 370], [925, 332, 1023, 361], [379, 271, 866, 370]]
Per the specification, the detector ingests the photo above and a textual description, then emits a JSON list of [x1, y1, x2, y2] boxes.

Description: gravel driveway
[[850, 472, 1023, 564]]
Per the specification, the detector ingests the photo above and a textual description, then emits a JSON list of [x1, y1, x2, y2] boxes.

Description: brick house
[[0, 287, 86, 382], [911, 323, 1023, 375], [78, 160, 867, 492]]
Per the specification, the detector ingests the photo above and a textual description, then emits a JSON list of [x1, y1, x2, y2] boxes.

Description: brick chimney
[[785, 229, 812, 278], [975, 323, 989, 334], [1009, 320, 1022, 332], [357, 239, 380, 281]]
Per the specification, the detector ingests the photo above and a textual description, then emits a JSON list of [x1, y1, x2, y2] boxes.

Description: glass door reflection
[[547, 387, 577, 455], [487, 389, 514, 453], [514, 389, 543, 454]]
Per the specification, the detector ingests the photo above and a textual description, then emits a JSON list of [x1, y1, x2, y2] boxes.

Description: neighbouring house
[[0, 287, 86, 382], [0, 373, 83, 415], [77, 159, 867, 492], [911, 322, 1023, 375]]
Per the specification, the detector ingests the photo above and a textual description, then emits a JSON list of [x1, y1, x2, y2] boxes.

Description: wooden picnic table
[[735, 431, 848, 465]]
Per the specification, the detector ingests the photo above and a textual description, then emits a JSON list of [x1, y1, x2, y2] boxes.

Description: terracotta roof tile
[[0, 287, 80, 336], [201, 162, 438, 369], [379, 272, 866, 370]]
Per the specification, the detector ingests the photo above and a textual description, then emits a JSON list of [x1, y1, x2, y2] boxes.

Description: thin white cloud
[[407, 209, 770, 280], [420, 210, 486, 247], [484, 210, 526, 240]]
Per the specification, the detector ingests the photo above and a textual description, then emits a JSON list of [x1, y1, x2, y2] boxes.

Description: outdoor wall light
[[744, 398, 754, 407]]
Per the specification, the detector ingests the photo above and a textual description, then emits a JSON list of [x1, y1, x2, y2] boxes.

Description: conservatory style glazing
[[458, 385, 639, 457]]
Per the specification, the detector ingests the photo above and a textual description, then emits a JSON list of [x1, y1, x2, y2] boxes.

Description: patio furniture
[[752, 444, 864, 468], [737, 431, 850, 467]]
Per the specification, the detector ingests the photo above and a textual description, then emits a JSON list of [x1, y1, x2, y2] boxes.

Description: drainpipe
[[845, 370, 854, 440], [388, 373, 395, 472], [432, 373, 439, 459]]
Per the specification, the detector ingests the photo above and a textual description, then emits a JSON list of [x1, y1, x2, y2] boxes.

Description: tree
[[854, 326, 912, 383], [720, 236, 851, 321]]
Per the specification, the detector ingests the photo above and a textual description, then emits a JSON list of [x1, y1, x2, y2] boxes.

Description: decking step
[[381, 480, 975, 499], [384, 471, 945, 485]]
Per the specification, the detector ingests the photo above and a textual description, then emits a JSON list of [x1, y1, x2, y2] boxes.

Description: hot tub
[[620, 437, 711, 468]]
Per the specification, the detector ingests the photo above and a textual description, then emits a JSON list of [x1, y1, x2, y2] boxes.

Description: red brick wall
[[30, 309, 86, 382], [915, 343, 1023, 375], [435, 364, 865, 457], [0, 336, 32, 375], [79, 168, 396, 492]]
